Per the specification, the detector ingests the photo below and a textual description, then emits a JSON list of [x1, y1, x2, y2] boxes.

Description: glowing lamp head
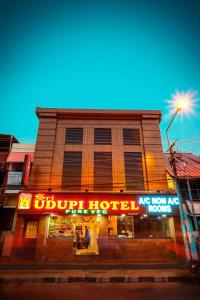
[[176, 97, 189, 111], [167, 90, 198, 115]]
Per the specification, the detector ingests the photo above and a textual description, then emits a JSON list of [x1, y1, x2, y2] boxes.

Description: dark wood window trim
[[94, 152, 112, 191], [62, 151, 82, 190], [65, 128, 83, 144], [124, 152, 144, 191], [123, 128, 141, 145], [94, 128, 112, 145]]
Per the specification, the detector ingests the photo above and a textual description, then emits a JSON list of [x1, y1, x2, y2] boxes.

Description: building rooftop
[[164, 153, 200, 178], [36, 107, 162, 121]]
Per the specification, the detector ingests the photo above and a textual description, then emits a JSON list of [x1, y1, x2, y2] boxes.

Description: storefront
[[11, 192, 185, 263]]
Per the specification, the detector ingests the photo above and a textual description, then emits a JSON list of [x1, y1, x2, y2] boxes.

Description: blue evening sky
[[1, 0, 200, 154]]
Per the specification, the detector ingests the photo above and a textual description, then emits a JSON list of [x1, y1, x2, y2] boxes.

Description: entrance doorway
[[22, 219, 38, 258], [74, 217, 99, 255]]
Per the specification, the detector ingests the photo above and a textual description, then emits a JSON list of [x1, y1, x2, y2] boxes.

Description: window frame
[[123, 128, 141, 145], [94, 128, 112, 145], [65, 128, 83, 145]]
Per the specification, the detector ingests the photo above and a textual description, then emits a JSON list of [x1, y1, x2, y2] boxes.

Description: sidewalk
[[0, 263, 194, 283]]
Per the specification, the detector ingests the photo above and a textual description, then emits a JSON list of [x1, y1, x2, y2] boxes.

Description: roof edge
[[35, 107, 162, 121]]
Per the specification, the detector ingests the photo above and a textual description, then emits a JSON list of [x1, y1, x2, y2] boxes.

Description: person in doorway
[[75, 231, 82, 249], [83, 227, 90, 249]]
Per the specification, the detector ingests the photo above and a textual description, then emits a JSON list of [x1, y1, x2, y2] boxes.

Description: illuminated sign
[[17, 193, 179, 215], [139, 196, 179, 214], [18, 193, 32, 209], [65, 209, 108, 215], [22, 154, 32, 186]]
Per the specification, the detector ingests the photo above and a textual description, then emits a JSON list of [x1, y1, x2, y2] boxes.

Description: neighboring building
[[0, 143, 34, 257], [0, 134, 18, 195], [0, 134, 18, 254], [164, 152, 200, 260], [13, 108, 184, 263]]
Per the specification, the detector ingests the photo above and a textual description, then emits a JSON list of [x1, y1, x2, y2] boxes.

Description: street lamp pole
[[166, 108, 191, 262], [166, 108, 180, 151]]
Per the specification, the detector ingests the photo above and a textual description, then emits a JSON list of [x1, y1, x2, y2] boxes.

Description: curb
[[0, 263, 188, 270], [0, 276, 194, 284]]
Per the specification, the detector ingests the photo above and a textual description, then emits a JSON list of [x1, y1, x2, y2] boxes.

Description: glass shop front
[[15, 192, 181, 261], [47, 213, 173, 255]]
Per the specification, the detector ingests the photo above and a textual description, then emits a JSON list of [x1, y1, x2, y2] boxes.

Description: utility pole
[[169, 144, 191, 262], [184, 162, 200, 259]]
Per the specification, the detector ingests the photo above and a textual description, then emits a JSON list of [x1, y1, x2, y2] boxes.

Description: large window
[[134, 216, 171, 238], [117, 216, 134, 238], [65, 128, 83, 144], [117, 215, 171, 239], [48, 215, 74, 238], [123, 129, 140, 145], [124, 152, 144, 190], [94, 152, 112, 191], [94, 128, 112, 145], [62, 152, 82, 190]]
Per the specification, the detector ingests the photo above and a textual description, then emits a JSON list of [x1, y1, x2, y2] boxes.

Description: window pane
[[65, 128, 83, 144], [94, 128, 112, 145], [48, 215, 74, 238], [94, 152, 112, 191], [62, 152, 82, 190], [124, 152, 144, 190], [117, 216, 134, 238], [134, 216, 171, 238], [123, 129, 140, 145]]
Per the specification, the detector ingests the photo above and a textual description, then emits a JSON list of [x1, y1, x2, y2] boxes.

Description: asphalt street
[[0, 282, 200, 300]]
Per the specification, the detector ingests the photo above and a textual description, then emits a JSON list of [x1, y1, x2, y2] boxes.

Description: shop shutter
[[123, 129, 141, 145], [62, 152, 82, 190], [94, 128, 112, 145], [94, 152, 112, 191], [0, 208, 15, 231], [65, 128, 83, 144], [124, 152, 144, 190]]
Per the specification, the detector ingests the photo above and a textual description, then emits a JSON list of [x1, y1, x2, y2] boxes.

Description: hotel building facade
[[12, 108, 185, 263]]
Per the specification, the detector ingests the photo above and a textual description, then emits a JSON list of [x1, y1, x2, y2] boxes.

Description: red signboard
[[17, 192, 180, 216], [22, 155, 31, 186]]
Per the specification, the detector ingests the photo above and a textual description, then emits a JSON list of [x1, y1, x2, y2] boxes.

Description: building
[[0, 143, 34, 257], [0, 134, 19, 254], [12, 108, 184, 263], [164, 152, 200, 260]]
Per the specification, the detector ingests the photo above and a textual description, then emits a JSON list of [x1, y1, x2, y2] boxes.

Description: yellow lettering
[[99, 201, 110, 210], [89, 201, 99, 210], [45, 200, 56, 209], [120, 201, 129, 210], [78, 201, 84, 209], [57, 200, 68, 209], [35, 194, 45, 201], [34, 200, 45, 209], [130, 201, 139, 211], [110, 201, 120, 210], [68, 201, 78, 209]]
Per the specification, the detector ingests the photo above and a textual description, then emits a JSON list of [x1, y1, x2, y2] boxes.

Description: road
[[0, 282, 200, 300]]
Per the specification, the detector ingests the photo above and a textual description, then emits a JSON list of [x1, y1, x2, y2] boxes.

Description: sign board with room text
[[17, 193, 180, 216]]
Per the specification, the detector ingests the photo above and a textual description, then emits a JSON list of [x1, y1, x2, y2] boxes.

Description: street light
[[166, 92, 190, 150], [166, 93, 192, 262]]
